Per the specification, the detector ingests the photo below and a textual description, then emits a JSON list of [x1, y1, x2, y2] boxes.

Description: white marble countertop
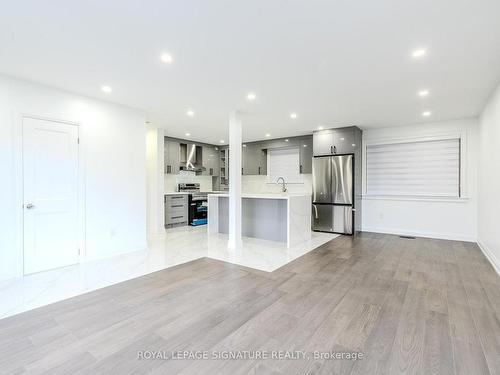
[[165, 191, 228, 196], [208, 192, 311, 200]]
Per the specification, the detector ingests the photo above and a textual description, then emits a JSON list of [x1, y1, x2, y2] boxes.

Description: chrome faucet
[[276, 177, 287, 193]]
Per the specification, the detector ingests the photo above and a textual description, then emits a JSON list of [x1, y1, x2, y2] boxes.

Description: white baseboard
[[477, 240, 500, 277], [361, 226, 476, 242]]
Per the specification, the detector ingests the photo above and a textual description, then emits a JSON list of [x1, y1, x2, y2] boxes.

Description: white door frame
[[14, 113, 86, 277]]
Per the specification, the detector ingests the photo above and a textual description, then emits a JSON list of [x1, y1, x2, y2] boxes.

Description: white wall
[[0, 75, 147, 279], [478, 82, 500, 274], [362, 118, 478, 241]]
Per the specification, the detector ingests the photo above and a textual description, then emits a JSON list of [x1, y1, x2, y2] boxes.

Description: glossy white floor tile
[[0, 226, 337, 319]]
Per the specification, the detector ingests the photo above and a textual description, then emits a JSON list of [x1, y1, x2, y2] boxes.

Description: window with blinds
[[366, 138, 460, 197], [268, 147, 302, 183]]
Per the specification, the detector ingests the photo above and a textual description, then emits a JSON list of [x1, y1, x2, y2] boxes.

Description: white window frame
[[362, 131, 469, 202]]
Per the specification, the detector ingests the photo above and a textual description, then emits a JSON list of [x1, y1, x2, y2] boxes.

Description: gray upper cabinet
[[335, 128, 357, 154], [242, 144, 252, 175], [258, 147, 267, 175], [299, 137, 313, 174], [313, 131, 336, 156], [202, 145, 219, 176], [242, 143, 267, 175], [165, 139, 180, 174], [313, 127, 361, 156]]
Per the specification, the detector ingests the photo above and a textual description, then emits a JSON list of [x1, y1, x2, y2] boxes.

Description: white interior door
[[23, 117, 80, 274]]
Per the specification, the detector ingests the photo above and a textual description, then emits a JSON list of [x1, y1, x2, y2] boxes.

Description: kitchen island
[[207, 193, 312, 248]]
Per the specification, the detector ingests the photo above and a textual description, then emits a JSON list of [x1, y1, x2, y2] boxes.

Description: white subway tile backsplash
[[165, 171, 312, 194], [242, 174, 312, 194], [165, 171, 214, 192]]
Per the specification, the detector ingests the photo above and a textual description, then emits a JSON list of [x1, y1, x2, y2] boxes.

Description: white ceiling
[[1, 0, 500, 144]]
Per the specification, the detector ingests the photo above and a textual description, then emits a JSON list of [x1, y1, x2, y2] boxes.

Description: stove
[[178, 183, 208, 225]]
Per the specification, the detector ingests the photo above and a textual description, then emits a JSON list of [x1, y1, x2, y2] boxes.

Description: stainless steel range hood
[[180, 143, 205, 172]]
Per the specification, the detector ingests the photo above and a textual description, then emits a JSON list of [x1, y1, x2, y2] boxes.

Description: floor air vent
[[399, 235, 416, 239]]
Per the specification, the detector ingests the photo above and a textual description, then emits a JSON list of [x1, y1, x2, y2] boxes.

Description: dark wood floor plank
[[387, 287, 426, 375], [423, 311, 454, 375]]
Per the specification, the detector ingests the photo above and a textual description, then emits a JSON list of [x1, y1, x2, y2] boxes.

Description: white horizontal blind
[[268, 147, 302, 183], [366, 139, 460, 197]]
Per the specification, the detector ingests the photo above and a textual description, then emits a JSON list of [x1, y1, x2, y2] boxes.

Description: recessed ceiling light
[[101, 85, 112, 93], [247, 92, 256, 101], [243, 144, 247, 147], [185, 132, 191, 136], [422, 111, 432, 117], [352, 144, 356, 147], [265, 133, 271, 137], [186, 110, 194, 117], [418, 90, 430, 97], [318, 126, 324, 130], [411, 48, 427, 58], [160, 53, 173, 64], [220, 140, 225, 143], [303, 144, 307, 147], [340, 137, 345, 141], [290, 113, 298, 119], [285, 139, 289, 142]]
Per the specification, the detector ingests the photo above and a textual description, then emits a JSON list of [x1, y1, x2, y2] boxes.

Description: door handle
[[26, 203, 35, 209]]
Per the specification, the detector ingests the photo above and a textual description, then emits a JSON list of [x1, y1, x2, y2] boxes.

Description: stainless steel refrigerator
[[312, 155, 354, 235]]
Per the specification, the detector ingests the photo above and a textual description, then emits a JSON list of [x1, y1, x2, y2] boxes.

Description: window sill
[[362, 195, 470, 203]]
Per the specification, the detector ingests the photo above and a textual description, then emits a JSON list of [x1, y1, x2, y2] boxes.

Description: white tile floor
[[0, 226, 337, 319]]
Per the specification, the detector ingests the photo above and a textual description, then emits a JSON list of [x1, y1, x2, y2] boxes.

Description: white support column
[[228, 111, 242, 249], [145, 126, 165, 236]]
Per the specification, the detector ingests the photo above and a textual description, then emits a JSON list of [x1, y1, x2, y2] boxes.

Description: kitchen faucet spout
[[276, 177, 287, 193]]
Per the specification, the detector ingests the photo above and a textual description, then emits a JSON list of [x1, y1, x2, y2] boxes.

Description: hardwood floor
[[1, 232, 499, 375]]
